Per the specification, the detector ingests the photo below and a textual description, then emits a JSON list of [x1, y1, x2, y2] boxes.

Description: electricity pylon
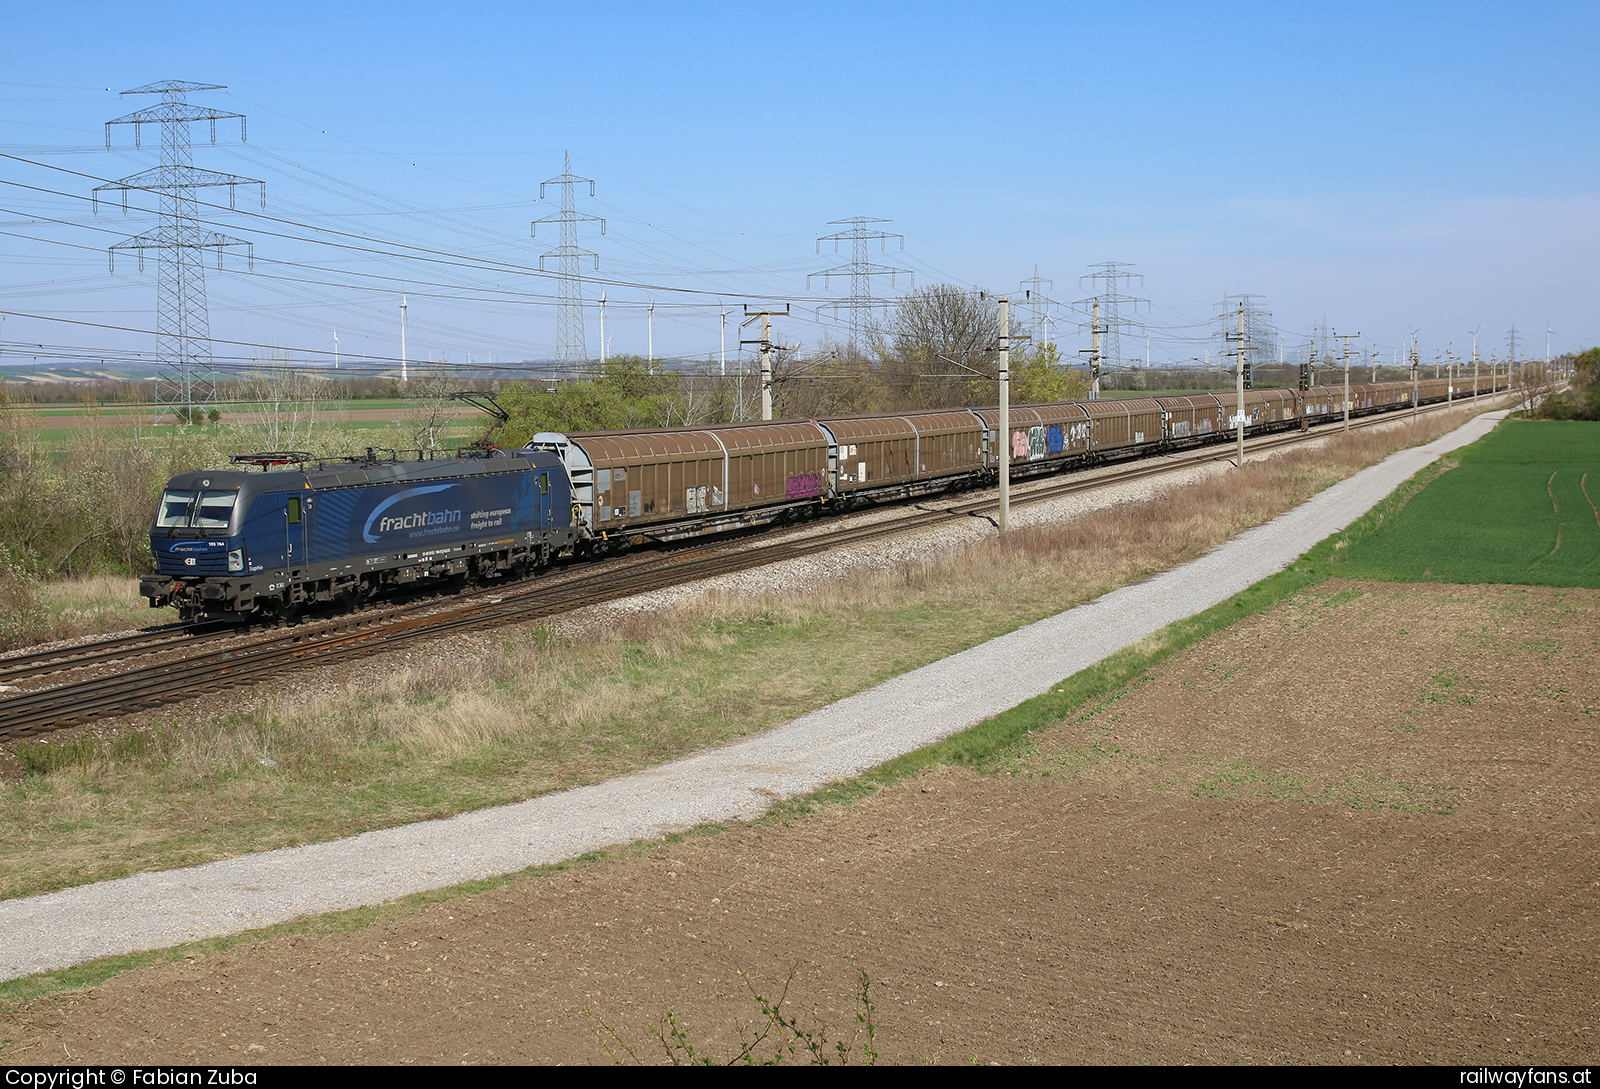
[[1078, 262, 1147, 378], [809, 217, 913, 353], [1019, 265, 1054, 348], [533, 151, 605, 366], [94, 80, 261, 423]]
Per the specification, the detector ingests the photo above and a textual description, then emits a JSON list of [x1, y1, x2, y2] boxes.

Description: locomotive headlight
[[227, 548, 244, 572]]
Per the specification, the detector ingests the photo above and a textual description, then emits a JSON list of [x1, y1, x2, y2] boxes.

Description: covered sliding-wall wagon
[[1078, 396, 1166, 455], [1241, 388, 1297, 427], [970, 402, 1092, 478], [817, 410, 986, 498], [528, 420, 830, 542], [1151, 394, 1223, 443]]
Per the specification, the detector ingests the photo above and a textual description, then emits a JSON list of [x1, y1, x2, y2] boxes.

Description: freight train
[[141, 375, 1501, 621]]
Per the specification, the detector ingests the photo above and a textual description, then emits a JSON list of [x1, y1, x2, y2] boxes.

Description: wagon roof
[[711, 421, 827, 452], [968, 402, 1089, 426], [1151, 394, 1223, 410], [565, 419, 826, 460], [1078, 397, 1164, 418], [819, 410, 980, 440], [570, 432, 723, 460]]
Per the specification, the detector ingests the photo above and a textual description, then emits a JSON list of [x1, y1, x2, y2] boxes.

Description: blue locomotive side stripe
[[361, 484, 461, 543]]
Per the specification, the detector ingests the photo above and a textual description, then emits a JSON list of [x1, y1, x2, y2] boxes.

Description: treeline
[[1530, 349, 1600, 420], [0, 373, 436, 407], [0, 373, 380, 584], [499, 284, 1090, 444]]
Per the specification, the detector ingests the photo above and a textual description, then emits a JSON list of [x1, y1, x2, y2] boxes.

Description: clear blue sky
[[1, 0, 1594, 374]]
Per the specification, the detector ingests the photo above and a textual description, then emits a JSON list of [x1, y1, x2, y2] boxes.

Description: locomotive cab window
[[538, 471, 550, 495], [193, 491, 237, 530], [157, 489, 237, 531], [286, 497, 301, 525], [156, 489, 197, 528]]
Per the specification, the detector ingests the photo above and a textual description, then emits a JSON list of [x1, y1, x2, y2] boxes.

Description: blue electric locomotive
[[141, 448, 579, 621]]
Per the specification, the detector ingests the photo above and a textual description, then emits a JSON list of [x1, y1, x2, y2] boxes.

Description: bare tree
[[393, 361, 461, 451], [878, 284, 1004, 409], [1513, 357, 1556, 414], [770, 339, 885, 419], [662, 363, 743, 427], [235, 351, 327, 452]]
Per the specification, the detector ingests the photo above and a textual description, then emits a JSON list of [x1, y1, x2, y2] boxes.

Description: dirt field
[[2, 581, 1595, 1065]]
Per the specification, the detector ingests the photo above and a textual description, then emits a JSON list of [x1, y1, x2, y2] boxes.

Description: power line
[[1077, 261, 1146, 393], [1019, 265, 1053, 348]]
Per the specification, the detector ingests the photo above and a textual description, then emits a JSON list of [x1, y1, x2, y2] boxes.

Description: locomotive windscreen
[[156, 489, 239, 531]]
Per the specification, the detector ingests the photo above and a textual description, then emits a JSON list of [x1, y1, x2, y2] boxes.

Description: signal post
[[1336, 332, 1361, 432], [997, 296, 1010, 532]]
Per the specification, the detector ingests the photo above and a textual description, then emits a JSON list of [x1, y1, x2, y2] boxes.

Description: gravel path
[[0, 411, 1507, 982]]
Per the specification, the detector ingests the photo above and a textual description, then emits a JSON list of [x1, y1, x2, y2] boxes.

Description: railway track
[[0, 394, 1500, 740], [0, 550, 676, 685], [0, 621, 221, 684]]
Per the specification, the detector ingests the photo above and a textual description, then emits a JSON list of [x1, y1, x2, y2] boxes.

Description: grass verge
[[0, 574, 167, 654]]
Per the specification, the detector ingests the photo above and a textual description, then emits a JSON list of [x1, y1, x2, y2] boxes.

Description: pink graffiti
[[786, 471, 823, 499]]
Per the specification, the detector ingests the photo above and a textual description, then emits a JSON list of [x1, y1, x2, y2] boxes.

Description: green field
[[1330, 419, 1600, 587], [18, 398, 422, 417]]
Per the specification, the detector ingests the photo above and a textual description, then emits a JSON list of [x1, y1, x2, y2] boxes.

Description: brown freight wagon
[[1151, 394, 1223, 444], [1079, 396, 1166, 456], [1327, 381, 1382, 417], [1241, 388, 1297, 429], [1418, 377, 1452, 404], [969, 402, 1092, 478], [527, 420, 829, 542], [817, 411, 986, 498], [1305, 385, 1340, 420], [1348, 381, 1404, 413], [1347, 382, 1379, 413]]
